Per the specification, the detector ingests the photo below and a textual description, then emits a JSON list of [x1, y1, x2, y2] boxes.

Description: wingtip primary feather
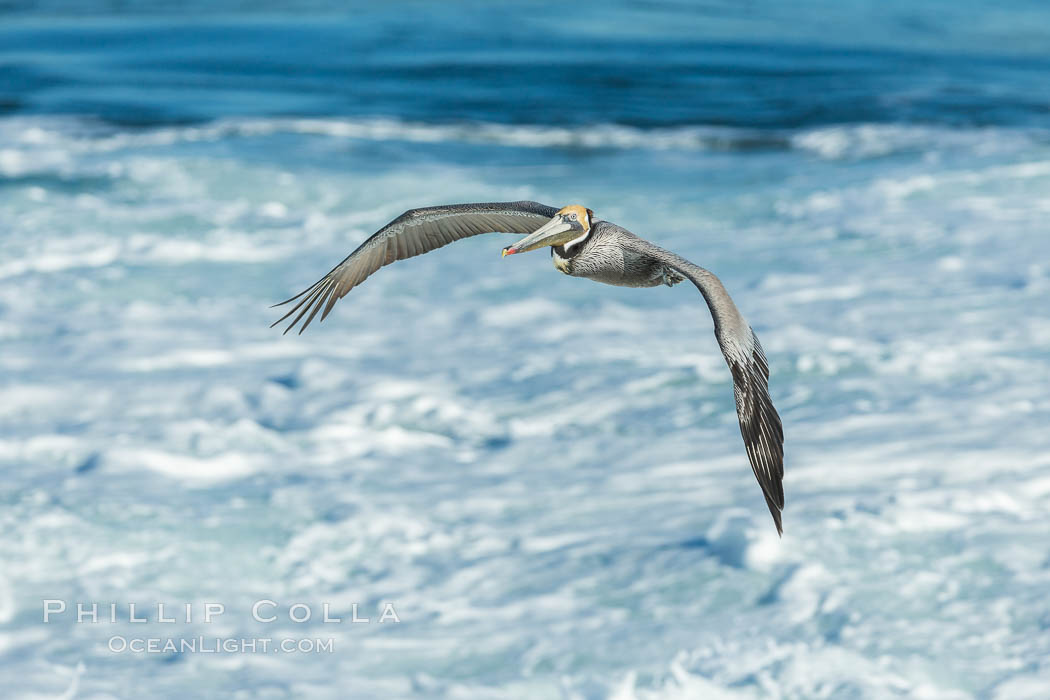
[[271, 283, 315, 308], [729, 337, 785, 538]]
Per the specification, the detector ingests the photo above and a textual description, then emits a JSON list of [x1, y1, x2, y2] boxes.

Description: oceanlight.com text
[[108, 636, 336, 654]]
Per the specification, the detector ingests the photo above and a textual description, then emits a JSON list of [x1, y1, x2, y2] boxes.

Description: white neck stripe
[[562, 229, 590, 252]]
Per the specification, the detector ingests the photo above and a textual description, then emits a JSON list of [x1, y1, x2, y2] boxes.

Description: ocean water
[[2, 2, 1050, 698]]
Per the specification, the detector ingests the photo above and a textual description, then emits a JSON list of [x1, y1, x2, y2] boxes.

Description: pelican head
[[502, 205, 593, 257]]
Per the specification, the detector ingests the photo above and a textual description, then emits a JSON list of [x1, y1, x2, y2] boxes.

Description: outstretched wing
[[625, 237, 785, 534], [272, 201, 558, 334]]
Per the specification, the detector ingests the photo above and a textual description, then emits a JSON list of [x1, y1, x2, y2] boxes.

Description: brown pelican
[[273, 201, 785, 534]]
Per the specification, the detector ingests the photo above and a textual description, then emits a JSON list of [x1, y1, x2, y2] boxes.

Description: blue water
[[6, 2, 1050, 129], [3, 2, 1050, 698]]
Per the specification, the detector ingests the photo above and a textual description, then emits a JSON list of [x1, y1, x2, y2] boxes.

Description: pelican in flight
[[273, 201, 785, 533]]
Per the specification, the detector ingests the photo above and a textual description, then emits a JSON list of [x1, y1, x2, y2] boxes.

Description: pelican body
[[273, 202, 785, 534]]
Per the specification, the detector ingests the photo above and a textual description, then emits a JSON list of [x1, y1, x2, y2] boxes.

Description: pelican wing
[[626, 238, 785, 534], [273, 201, 558, 334]]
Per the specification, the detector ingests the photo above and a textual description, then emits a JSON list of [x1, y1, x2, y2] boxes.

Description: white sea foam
[[103, 447, 262, 482], [3, 115, 1043, 160], [2, 113, 1049, 698]]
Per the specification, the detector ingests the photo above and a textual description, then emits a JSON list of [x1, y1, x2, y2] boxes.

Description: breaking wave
[[2, 115, 1044, 167]]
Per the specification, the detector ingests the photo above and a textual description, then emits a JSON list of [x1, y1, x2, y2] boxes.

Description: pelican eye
[[569, 213, 577, 220]]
